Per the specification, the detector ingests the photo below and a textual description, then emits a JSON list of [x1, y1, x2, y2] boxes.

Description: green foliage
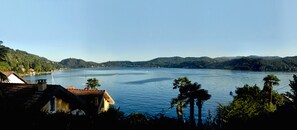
[[217, 83, 284, 129], [0, 44, 8, 61], [263, 74, 280, 87], [0, 61, 11, 71], [86, 78, 101, 90], [289, 74, 297, 108], [234, 84, 262, 100], [100, 56, 297, 72], [271, 91, 284, 106], [173, 77, 192, 93], [218, 98, 261, 123]]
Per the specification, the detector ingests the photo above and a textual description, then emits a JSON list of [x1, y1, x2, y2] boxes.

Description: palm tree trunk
[[176, 104, 183, 122], [190, 97, 196, 129], [197, 99, 203, 130]]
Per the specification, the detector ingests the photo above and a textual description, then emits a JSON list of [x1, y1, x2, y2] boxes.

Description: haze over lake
[[24, 67, 294, 121]]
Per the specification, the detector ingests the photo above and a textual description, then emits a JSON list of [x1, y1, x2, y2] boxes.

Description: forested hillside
[[60, 58, 100, 68], [100, 56, 297, 71], [0, 44, 63, 74]]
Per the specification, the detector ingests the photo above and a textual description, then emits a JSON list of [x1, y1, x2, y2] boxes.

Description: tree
[[217, 84, 284, 129], [86, 78, 101, 90], [289, 74, 297, 108], [188, 82, 201, 129], [0, 43, 8, 62], [263, 74, 280, 104], [172, 77, 201, 129], [235, 84, 262, 100], [172, 77, 191, 122], [194, 89, 211, 130]]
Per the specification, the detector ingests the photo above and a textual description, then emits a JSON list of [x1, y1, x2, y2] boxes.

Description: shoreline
[[20, 71, 52, 77], [20, 68, 68, 77]]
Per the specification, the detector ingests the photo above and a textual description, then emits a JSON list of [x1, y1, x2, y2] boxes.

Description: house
[[0, 71, 27, 84], [28, 68, 36, 76], [0, 79, 115, 116], [0, 79, 86, 115], [67, 87, 115, 114]]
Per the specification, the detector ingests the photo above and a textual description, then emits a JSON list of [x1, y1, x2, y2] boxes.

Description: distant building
[[0, 71, 27, 84], [28, 68, 35, 76]]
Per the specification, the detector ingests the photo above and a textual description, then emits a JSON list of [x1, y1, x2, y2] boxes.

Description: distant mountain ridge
[[99, 56, 297, 71], [1, 43, 297, 72]]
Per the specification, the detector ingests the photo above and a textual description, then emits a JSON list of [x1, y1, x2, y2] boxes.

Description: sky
[[1, 0, 297, 63]]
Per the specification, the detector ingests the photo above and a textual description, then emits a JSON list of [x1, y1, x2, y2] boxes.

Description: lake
[[24, 67, 295, 121]]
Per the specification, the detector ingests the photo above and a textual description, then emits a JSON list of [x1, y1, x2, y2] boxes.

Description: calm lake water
[[24, 67, 295, 121]]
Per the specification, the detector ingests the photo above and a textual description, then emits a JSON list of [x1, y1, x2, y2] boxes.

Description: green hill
[[0, 44, 63, 74], [59, 58, 101, 68]]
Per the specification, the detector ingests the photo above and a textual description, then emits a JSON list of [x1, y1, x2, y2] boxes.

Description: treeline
[[100, 56, 297, 71]]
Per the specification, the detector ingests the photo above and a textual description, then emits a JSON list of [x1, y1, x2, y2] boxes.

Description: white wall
[[8, 74, 25, 83]]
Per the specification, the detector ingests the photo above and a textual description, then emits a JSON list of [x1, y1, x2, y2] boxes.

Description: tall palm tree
[[172, 77, 191, 121], [263, 74, 280, 103], [86, 78, 101, 90], [173, 77, 201, 126], [194, 89, 211, 130], [172, 77, 202, 128], [188, 82, 201, 128]]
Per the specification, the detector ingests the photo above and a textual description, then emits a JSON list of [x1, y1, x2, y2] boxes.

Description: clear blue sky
[[1, 0, 297, 63]]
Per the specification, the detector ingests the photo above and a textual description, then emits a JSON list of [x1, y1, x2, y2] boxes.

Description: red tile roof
[[1, 71, 14, 76], [67, 88, 105, 96]]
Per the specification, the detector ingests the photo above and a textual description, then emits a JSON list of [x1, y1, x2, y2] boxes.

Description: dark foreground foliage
[[205, 104, 296, 130], [1, 105, 296, 130], [1, 107, 191, 130]]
